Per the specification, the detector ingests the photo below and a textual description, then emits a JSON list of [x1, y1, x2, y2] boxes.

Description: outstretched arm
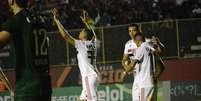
[[52, 8, 76, 46]]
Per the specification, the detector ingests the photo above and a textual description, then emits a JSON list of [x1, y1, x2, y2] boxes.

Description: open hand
[[152, 36, 160, 45], [52, 8, 59, 21]]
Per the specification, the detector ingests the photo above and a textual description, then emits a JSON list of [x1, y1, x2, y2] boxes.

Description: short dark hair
[[16, 0, 28, 8], [129, 23, 139, 31]]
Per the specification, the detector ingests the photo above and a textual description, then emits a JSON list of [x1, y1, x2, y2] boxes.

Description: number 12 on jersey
[[33, 29, 48, 57]]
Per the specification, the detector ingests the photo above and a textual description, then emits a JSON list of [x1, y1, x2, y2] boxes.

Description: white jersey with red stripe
[[124, 40, 138, 60], [75, 39, 98, 76]]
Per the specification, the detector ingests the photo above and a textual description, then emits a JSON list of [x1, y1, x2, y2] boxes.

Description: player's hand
[[81, 10, 87, 21], [10, 90, 14, 96], [121, 71, 128, 81], [121, 70, 132, 81], [123, 64, 132, 71], [152, 36, 160, 46], [52, 8, 59, 21]]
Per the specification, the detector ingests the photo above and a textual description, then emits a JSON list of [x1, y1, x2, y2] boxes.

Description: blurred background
[[0, 0, 201, 101]]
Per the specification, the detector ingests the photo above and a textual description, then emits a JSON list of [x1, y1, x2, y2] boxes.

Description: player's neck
[[132, 39, 137, 43], [81, 39, 87, 41], [13, 7, 23, 15], [131, 38, 135, 41]]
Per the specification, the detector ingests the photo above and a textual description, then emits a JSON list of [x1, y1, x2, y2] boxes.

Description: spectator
[[1, 0, 201, 28]]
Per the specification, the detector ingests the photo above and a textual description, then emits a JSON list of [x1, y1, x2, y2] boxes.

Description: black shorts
[[15, 74, 52, 101], [14, 95, 51, 101]]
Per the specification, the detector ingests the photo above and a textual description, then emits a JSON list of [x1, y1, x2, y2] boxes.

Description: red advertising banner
[[3, 58, 201, 88]]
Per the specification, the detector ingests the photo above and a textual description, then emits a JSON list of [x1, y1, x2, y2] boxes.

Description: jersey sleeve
[[147, 43, 156, 52], [94, 39, 100, 49], [75, 40, 81, 49], [1, 19, 13, 33], [124, 44, 128, 54]]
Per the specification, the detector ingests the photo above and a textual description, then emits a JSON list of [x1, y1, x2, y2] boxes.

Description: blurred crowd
[[0, 0, 201, 29]]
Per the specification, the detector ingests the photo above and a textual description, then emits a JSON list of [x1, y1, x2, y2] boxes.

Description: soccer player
[[122, 24, 141, 101], [53, 8, 99, 101], [122, 24, 140, 68], [123, 36, 164, 101], [0, 0, 52, 101]]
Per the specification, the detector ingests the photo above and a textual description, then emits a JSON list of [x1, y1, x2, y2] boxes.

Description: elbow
[[0, 42, 8, 49]]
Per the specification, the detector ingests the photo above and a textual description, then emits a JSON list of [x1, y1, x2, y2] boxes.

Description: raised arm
[[52, 8, 76, 46], [80, 10, 97, 40]]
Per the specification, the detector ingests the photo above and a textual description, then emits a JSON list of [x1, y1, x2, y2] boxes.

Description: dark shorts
[[15, 95, 51, 101], [15, 74, 52, 101]]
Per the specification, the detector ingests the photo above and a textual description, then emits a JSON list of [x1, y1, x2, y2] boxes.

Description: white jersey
[[75, 39, 98, 76], [124, 40, 138, 60], [134, 42, 156, 87]]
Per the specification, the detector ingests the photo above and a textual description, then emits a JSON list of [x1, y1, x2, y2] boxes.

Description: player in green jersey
[[0, 0, 52, 101]]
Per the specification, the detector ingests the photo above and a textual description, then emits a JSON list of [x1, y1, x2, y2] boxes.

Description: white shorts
[[132, 75, 141, 101], [140, 86, 157, 101], [80, 74, 99, 101]]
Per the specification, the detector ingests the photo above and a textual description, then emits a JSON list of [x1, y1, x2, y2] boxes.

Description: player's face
[[128, 26, 138, 39], [135, 36, 142, 42], [135, 35, 144, 47], [79, 29, 87, 40]]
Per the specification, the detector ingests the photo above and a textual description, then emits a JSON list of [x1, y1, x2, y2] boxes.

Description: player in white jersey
[[123, 36, 165, 101], [122, 24, 143, 101], [53, 9, 99, 101], [122, 24, 140, 67]]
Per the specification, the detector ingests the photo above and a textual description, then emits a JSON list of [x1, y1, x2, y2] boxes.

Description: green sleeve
[[1, 19, 13, 33]]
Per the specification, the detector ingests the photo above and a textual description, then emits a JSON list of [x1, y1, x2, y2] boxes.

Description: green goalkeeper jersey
[[1, 9, 52, 97]]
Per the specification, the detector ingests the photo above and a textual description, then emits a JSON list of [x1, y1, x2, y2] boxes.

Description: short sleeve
[[1, 19, 12, 33], [134, 45, 145, 61], [93, 39, 101, 49], [124, 44, 128, 54], [75, 40, 81, 49]]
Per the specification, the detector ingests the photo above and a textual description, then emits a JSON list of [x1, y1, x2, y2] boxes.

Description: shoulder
[[138, 42, 149, 51], [1, 17, 15, 33], [75, 39, 81, 43], [140, 42, 148, 47], [145, 38, 151, 42], [142, 42, 155, 51], [126, 40, 132, 44], [2, 16, 15, 25], [125, 40, 134, 46]]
